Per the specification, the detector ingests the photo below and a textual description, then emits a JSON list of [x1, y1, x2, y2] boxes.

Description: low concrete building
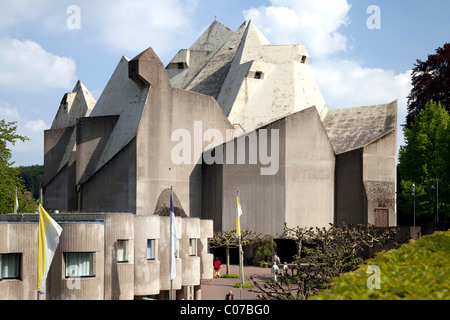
[[0, 210, 213, 300]]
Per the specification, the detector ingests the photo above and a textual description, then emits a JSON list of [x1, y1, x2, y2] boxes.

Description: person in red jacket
[[214, 257, 221, 279]]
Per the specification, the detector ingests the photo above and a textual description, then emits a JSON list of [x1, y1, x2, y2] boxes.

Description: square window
[[147, 239, 156, 260], [65, 252, 95, 278], [254, 71, 262, 79], [0, 253, 21, 280], [117, 240, 129, 263]]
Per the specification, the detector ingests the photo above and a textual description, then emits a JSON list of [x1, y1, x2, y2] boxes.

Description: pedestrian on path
[[214, 257, 222, 279], [225, 290, 234, 300], [272, 263, 279, 281]]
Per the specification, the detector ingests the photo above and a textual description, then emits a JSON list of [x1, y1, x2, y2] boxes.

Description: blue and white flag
[[169, 189, 177, 280]]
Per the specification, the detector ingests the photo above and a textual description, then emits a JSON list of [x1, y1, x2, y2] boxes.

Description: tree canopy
[[0, 119, 37, 214], [398, 100, 450, 223], [406, 43, 450, 128]]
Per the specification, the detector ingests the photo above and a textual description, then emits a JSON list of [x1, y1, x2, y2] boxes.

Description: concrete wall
[[132, 48, 233, 217], [44, 126, 77, 212], [0, 223, 38, 300], [284, 107, 335, 229], [80, 139, 137, 213], [48, 222, 104, 300], [180, 218, 201, 286], [335, 149, 368, 226], [363, 131, 397, 226], [202, 107, 335, 236], [134, 215, 160, 296], [199, 220, 213, 279], [104, 214, 134, 300]]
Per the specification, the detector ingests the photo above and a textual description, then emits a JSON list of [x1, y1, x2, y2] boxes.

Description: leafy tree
[[406, 43, 450, 128], [0, 120, 37, 214], [251, 223, 398, 300], [398, 100, 450, 223], [209, 229, 261, 275], [254, 234, 276, 263], [17, 164, 44, 199]]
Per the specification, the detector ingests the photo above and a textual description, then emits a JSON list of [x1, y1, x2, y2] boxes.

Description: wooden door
[[374, 209, 389, 227]]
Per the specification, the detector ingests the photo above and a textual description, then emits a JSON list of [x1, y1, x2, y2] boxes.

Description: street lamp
[[412, 184, 416, 226], [431, 180, 439, 223]]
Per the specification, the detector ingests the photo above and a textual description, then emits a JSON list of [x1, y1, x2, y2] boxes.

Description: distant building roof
[[322, 100, 397, 155]]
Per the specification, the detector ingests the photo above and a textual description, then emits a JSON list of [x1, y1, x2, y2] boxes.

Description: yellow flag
[[236, 195, 243, 237], [37, 204, 63, 292]]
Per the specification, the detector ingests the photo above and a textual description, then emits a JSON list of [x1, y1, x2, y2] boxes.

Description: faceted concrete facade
[[1, 20, 397, 300]]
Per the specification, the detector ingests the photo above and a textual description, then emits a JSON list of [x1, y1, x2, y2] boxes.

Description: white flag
[[37, 204, 63, 292]]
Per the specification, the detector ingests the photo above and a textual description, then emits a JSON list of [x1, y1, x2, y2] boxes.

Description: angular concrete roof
[[166, 20, 234, 90], [322, 100, 397, 155], [51, 80, 96, 129], [46, 81, 96, 184], [86, 56, 149, 181], [166, 20, 327, 133]]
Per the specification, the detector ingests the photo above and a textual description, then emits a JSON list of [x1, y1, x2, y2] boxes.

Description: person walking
[[272, 263, 279, 281], [225, 290, 234, 300], [214, 257, 222, 279]]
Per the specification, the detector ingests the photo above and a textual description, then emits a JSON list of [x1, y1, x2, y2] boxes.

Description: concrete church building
[[0, 20, 397, 300]]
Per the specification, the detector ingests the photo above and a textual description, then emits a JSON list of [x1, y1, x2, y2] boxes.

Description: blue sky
[[0, 0, 449, 166]]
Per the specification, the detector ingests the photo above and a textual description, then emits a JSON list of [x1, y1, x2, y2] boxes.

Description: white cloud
[[0, 101, 20, 121], [243, 0, 351, 58], [0, 99, 48, 166], [0, 0, 54, 30], [0, 0, 200, 61], [83, 0, 200, 57], [25, 119, 47, 132], [310, 59, 412, 148], [0, 37, 77, 91]]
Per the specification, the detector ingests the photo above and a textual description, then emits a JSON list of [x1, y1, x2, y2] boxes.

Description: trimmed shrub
[[313, 230, 450, 300], [221, 274, 239, 278], [234, 282, 253, 289]]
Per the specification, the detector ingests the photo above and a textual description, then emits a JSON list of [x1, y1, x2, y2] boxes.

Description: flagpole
[[170, 186, 173, 301], [14, 187, 17, 214], [237, 191, 243, 300]]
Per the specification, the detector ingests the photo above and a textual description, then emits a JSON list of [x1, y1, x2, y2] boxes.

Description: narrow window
[[177, 62, 184, 70], [116, 240, 129, 263], [189, 239, 197, 256], [147, 239, 156, 260], [65, 252, 96, 278], [0, 253, 21, 280], [301, 56, 307, 63]]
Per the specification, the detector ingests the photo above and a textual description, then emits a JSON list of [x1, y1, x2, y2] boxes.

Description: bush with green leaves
[[221, 274, 239, 278], [313, 230, 450, 300], [251, 223, 399, 300]]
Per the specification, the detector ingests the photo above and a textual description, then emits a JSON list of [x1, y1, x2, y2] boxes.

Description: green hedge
[[313, 230, 450, 300], [221, 274, 239, 278]]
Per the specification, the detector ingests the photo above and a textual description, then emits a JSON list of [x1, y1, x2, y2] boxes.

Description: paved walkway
[[201, 264, 274, 300]]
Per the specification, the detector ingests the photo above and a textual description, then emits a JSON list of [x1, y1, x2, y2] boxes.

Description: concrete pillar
[[194, 285, 201, 300]]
